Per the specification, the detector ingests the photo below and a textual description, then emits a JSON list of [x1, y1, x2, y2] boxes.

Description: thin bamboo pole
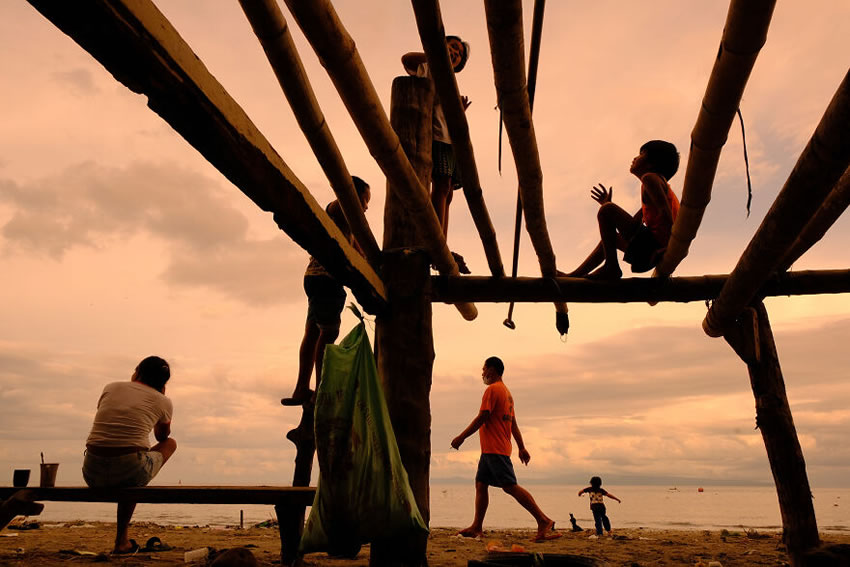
[[778, 166, 850, 273], [238, 0, 381, 269], [655, 0, 776, 277], [431, 269, 850, 304], [704, 70, 850, 337], [482, 0, 569, 327], [409, 0, 504, 277], [282, 0, 477, 321]]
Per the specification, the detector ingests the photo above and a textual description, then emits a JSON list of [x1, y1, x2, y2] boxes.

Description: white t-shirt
[[411, 62, 451, 144], [86, 381, 173, 449]]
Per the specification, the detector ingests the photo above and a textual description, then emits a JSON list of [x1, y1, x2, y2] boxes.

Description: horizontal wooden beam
[[430, 269, 850, 304], [26, 0, 387, 314], [0, 486, 316, 506]]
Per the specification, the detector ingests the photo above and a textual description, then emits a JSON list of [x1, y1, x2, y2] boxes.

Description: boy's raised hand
[[591, 184, 613, 205]]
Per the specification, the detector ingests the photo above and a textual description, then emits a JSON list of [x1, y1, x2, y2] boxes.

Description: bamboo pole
[[778, 166, 850, 273], [704, 70, 850, 337], [25, 0, 387, 314], [238, 0, 381, 269], [482, 0, 569, 328], [431, 269, 850, 304], [655, 0, 776, 277], [282, 0, 477, 321], [409, 0, 504, 277], [723, 302, 820, 564]]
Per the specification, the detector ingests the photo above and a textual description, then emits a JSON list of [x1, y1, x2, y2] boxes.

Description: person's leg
[[114, 502, 137, 553], [149, 438, 177, 464], [502, 483, 556, 536], [592, 507, 604, 535], [283, 319, 320, 404], [459, 481, 488, 537], [313, 326, 340, 393], [602, 512, 611, 534], [590, 202, 641, 280], [431, 174, 452, 237]]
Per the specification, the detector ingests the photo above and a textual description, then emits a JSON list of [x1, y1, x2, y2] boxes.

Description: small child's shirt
[[641, 174, 679, 244], [407, 62, 451, 144], [580, 486, 610, 507]]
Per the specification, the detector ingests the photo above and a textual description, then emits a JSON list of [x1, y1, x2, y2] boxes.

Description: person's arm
[[154, 420, 171, 442], [451, 410, 489, 450], [641, 173, 674, 230], [578, 487, 588, 497], [604, 490, 622, 503], [402, 52, 426, 74], [511, 416, 531, 465]]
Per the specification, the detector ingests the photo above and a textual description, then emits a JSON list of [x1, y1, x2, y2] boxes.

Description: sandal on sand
[[532, 521, 562, 543], [140, 536, 173, 552], [112, 539, 139, 555]]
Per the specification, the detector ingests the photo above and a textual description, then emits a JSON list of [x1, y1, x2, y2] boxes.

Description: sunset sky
[[1, 1, 849, 493]]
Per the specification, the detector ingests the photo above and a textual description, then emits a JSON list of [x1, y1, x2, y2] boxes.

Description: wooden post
[[371, 76, 436, 566], [278, 406, 315, 565], [723, 301, 819, 565]]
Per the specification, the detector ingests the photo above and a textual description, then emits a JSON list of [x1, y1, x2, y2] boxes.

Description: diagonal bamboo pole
[[483, 0, 569, 329], [704, 70, 850, 337], [778, 166, 850, 273], [409, 0, 504, 277], [282, 0, 477, 321], [655, 0, 776, 277], [238, 0, 381, 269]]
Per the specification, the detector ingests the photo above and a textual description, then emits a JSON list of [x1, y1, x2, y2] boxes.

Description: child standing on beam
[[402, 35, 472, 274]]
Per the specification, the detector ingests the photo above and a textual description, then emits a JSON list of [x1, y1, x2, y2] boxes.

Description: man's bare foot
[[458, 526, 483, 538], [112, 539, 139, 555], [586, 264, 622, 280], [532, 519, 561, 542]]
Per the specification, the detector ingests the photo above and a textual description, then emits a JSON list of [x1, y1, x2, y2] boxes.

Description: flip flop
[[140, 536, 173, 552], [531, 531, 562, 542], [112, 539, 139, 555]]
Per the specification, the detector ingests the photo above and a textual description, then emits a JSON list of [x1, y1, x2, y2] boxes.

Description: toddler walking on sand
[[578, 476, 621, 536]]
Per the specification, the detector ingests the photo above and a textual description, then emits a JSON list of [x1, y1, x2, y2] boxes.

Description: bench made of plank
[[0, 486, 316, 506]]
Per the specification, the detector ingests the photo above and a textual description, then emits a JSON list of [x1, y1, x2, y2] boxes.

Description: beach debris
[[59, 548, 99, 556], [209, 547, 259, 566], [253, 519, 277, 529], [8, 521, 40, 530], [0, 533, 18, 537], [185, 546, 211, 563]]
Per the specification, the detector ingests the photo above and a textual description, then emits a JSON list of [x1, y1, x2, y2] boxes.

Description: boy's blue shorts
[[475, 453, 517, 487]]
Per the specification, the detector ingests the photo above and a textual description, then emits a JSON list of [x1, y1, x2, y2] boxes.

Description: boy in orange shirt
[[451, 356, 560, 542]]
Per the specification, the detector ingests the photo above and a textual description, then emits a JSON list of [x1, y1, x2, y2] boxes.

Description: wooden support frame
[[779, 166, 850, 273], [723, 302, 819, 564], [704, 70, 850, 337], [656, 0, 777, 277], [410, 0, 505, 277], [238, 0, 382, 270], [430, 269, 850, 304], [26, 0, 387, 314], [482, 0, 569, 325], [282, 0, 477, 321]]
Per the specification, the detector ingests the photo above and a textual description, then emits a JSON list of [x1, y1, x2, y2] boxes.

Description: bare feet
[[458, 526, 483, 538], [112, 539, 139, 555], [586, 264, 622, 280], [532, 519, 561, 542]]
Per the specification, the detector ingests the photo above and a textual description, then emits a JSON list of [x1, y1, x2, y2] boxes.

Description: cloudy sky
[[1, 1, 849, 494]]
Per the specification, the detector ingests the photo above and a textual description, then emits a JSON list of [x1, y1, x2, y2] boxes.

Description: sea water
[[29, 485, 850, 533]]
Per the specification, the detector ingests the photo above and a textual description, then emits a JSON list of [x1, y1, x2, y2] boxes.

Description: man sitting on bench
[[82, 355, 177, 554]]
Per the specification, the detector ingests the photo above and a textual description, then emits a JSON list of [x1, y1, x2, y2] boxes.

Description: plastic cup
[[13, 469, 31, 487], [39, 463, 59, 487]]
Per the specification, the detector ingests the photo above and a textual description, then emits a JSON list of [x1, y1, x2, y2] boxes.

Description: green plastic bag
[[300, 308, 428, 557]]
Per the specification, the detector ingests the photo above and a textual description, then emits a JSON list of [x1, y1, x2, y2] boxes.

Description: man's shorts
[[82, 450, 164, 488], [304, 275, 346, 331], [623, 225, 663, 273], [475, 453, 518, 487]]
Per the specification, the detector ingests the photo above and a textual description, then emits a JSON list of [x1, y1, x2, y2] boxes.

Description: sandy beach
[[3, 521, 849, 566]]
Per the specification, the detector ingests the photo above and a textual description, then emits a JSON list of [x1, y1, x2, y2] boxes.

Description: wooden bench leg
[[0, 490, 45, 531], [276, 502, 306, 566]]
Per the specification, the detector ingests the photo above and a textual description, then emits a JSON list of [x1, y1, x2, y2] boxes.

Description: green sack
[[300, 308, 428, 557]]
